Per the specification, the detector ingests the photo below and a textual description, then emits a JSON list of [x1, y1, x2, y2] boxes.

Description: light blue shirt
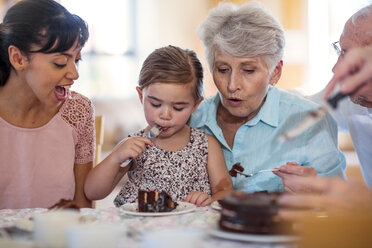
[[190, 86, 346, 192]]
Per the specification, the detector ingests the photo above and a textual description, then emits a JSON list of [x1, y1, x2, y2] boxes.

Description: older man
[[278, 5, 372, 214], [276, 5, 372, 188]]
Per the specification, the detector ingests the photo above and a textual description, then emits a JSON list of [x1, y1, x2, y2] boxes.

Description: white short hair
[[198, 1, 285, 72]]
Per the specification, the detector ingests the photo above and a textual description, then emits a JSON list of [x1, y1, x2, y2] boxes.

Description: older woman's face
[[213, 49, 279, 119]]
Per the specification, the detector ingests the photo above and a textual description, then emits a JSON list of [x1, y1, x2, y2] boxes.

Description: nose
[[159, 106, 172, 120], [332, 54, 343, 74], [66, 62, 79, 80], [227, 70, 241, 92]]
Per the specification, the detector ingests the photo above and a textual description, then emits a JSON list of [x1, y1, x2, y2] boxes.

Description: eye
[[243, 69, 254, 73], [217, 67, 229, 73], [54, 63, 66, 68], [150, 103, 160, 108], [173, 107, 184, 111]]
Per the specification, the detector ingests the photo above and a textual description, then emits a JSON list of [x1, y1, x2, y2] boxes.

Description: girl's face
[[212, 48, 282, 120], [22, 40, 82, 108], [137, 82, 201, 138]]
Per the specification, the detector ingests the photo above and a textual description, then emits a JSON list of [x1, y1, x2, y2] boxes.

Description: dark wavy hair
[[0, 0, 89, 86], [138, 45, 204, 100]]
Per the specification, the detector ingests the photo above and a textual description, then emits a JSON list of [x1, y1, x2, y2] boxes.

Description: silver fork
[[120, 125, 163, 167], [235, 168, 278, 177]]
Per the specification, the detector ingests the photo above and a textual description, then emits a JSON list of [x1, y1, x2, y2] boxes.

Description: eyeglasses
[[332, 41, 344, 56]]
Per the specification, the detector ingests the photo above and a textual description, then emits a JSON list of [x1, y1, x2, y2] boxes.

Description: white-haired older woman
[[190, 1, 346, 193]]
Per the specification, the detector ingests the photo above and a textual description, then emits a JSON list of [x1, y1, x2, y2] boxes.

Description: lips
[[228, 98, 243, 107]]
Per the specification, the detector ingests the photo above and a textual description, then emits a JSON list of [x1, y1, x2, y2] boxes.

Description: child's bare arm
[[206, 135, 234, 201], [84, 136, 153, 200]]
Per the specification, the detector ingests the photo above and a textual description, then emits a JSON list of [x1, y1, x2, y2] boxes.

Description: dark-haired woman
[[0, 0, 93, 209]]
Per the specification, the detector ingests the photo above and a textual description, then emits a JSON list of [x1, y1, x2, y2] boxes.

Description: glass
[[332, 41, 344, 56]]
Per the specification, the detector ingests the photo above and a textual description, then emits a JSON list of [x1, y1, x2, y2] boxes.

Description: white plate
[[120, 202, 196, 216], [208, 227, 300, 243], [210, 201, 222, 211]]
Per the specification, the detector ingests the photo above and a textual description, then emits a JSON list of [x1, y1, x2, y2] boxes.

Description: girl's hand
[[184, 191, 212, 207], [113, 136, 153, 165]]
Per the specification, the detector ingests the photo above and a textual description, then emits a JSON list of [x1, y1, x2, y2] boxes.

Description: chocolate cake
[[229, 162, 244, 177], [138, 190, 178, 212], [218, 191, 293, 235]]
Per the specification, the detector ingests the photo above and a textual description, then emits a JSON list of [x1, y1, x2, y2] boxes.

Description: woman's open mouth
[[54, 85, 70, 101], [228, 98, 243, 106]]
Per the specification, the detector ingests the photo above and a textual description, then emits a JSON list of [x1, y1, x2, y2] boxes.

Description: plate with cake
[[209, 191, 300, 243], [120, 190, 196, 216]]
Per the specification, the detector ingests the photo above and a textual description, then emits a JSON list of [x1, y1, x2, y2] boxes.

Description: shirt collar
[[193, 86, 280, 128], [245, 85, 280, 127]]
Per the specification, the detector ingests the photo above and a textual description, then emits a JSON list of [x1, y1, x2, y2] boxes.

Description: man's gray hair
[[198, 1, 285, 72]]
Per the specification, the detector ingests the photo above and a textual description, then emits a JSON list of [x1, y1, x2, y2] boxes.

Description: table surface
[[0, 206, 298, 248]]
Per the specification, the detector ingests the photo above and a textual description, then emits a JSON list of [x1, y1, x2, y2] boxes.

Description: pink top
[[0, 92, 95, 209]]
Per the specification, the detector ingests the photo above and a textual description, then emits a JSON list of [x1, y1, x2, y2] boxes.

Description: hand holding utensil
[[120, 125, 163, 167]]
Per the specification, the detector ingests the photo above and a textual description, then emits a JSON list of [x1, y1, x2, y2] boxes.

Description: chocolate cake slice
[[218, 191, 294, 235], [138, 190, 178, 212], [229, 162, 244, 177]]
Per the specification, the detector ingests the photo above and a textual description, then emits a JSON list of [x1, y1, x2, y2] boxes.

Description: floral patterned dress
[[114, 127, 211, 206]]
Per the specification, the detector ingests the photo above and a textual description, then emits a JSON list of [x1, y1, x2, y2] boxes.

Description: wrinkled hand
[[184, 191, 212, 207], [325, 45, 372, 99], [273, 162, 317, 193], [113, 136, 153, 165], [277, 177, 372, 220]]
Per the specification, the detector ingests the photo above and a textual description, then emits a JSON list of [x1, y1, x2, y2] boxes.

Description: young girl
[[85, 45, 233, 207], [0, 0, 92, 209]]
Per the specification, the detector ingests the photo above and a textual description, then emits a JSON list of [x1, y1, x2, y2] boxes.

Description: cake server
[[277, 91, 347, 142], [120, 125, 164, 167], [235, 168, 278, 178]]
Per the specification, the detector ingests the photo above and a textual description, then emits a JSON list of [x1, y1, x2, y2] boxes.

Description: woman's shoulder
[[59, 91, 95, 127], [60, 91, 93, 111]]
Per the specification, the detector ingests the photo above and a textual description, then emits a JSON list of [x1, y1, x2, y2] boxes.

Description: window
[[306, 0, 371, 94], [61, 0, 139, 98]]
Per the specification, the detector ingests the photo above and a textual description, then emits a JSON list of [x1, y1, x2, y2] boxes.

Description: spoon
[[234, 168, 278, 177], [120, 125, 163, 167]]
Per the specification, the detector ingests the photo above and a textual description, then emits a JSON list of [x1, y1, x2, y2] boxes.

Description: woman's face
[[213, 48, 281, 119], [23, 40, 81, 108]]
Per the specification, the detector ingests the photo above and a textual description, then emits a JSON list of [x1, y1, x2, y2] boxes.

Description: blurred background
[[1, 0, 370, 167]]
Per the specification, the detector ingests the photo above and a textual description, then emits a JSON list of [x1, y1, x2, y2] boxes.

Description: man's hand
[[325, 45, 372, 101], [277, 177, 372, 220]]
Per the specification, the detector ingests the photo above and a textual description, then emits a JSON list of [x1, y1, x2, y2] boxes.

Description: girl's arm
[[207, 134, 234, 201], [73, 162, 93, 207], [84, 136, 153, 201]]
